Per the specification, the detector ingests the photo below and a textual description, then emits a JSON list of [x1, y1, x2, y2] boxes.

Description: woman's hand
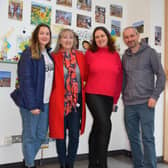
[[31, 109, 40, 115], [113, 104, 118, 112]]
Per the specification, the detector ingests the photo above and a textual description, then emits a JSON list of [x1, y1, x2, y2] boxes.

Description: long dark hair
[[90, 26, 116, 53], [30, 23, 51, 59]]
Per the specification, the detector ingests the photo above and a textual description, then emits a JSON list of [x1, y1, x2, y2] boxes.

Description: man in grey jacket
[[122, 26, 166, 168]]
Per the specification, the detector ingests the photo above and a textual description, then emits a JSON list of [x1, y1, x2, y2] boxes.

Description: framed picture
[[95, 6, 105, 24], [77, 0, 91, 11], [132, 20, 144, 33], [110, 4, 123, 18], [0, 71, 11, 87], [31, 2, 51, 25], [8, 0, 23, 21], [76, 14, 91, 29], [111, 20, 121, 37], [55, 10, 72, 26], [155, 26, 161, 46], [56, 0, 72, 7]]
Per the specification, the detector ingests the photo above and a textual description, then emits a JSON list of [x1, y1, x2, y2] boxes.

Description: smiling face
[[38, 26, 51, 50], [123, 27, 140, 50], [94, 29, 108, 48], [60, 30, 74, 52]]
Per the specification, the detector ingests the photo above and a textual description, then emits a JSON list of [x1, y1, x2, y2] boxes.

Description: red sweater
[[85, 47, 123, 104]]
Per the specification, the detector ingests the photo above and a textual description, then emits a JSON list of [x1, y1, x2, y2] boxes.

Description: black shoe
[[60, 165, 66, 168], [66, 164, 74, 168]]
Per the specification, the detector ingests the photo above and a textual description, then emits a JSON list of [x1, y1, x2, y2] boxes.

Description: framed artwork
[[76, 14, 91, 29], [55, 10, 72, 26], [77, 0, 91, 11], [56, 0, 72, 7], [31, 2, 51, 25], [111, 20, 121, 37], [132, 20, 144, 33], [0, 71, 11, 87], [110, 4, 123, 18], [155, 26, 161, 46], [95, 6, 105, 24], [8, 0, 23, 21]]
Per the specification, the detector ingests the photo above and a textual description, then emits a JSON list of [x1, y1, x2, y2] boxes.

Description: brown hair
[[90, 26, 116, 53], [53, 28, 77, 53], [30, 23, 51, 59]]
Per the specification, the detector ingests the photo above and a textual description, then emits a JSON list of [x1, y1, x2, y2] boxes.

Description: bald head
[[123, 26, 139, 37], [122, 26, 140, 52]]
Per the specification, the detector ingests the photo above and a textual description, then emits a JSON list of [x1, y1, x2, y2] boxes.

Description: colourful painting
[[0, 71, 11, 87], [8, 0, 23, 21], [31, 2, 51, 26]]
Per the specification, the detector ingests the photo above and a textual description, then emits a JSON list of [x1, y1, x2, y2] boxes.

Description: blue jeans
[[124, 103, 157, 168], [56, 110, 80, 166], [20, 104, 49, 167]]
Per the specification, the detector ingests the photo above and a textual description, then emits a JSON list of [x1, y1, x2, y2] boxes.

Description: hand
[[148, 98, 156, 108], [31, 109, 40, 115], [113, 104, 118, 112]]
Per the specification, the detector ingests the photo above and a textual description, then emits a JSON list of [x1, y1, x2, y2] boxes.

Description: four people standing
[[85, 26, 123, 168], [10, 23, 166, 168], [49, 28, 86, 168], [11, 23, 54, 168], [122, 26, 166, 168]]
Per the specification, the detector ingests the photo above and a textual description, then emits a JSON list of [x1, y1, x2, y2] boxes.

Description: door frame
[[163, 0, 168, 163]]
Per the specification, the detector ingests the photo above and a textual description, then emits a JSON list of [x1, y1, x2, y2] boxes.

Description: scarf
[[64, 51, 78, 115]]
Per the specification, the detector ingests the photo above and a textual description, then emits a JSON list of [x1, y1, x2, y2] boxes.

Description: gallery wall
[[0, 0, 165, 165]]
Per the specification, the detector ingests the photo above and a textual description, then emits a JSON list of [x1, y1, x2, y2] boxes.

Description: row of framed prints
[[8, 0, 123, 27]]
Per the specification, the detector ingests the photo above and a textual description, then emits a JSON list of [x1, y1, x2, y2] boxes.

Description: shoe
[[24, 166, 36, 168], [60, 165, 66, 168], [66, 164, 74, 168]]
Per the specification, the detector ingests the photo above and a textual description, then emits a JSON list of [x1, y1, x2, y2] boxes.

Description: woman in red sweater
[[49, 29, 86, 168], [85, 26, 123, 168]]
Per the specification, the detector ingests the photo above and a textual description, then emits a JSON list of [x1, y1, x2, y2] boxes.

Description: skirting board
[[0, 150, 163, 168]]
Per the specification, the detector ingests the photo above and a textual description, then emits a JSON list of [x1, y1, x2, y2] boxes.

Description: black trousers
[[86, 94, 113, 168]]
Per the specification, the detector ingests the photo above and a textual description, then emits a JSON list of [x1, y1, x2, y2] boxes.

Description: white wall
[[123, 0, 165, 156], [0, 0, 165, 165], [149, 0, 165, 157]]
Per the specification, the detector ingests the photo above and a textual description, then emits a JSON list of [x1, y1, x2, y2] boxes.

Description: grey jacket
[[122, 43, 166, 105]]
